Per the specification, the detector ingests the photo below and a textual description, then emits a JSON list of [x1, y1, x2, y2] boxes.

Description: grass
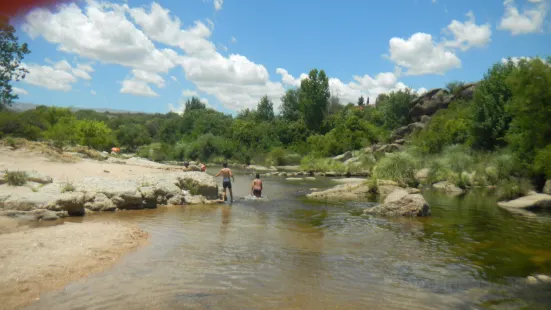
[[60, 180, 76, 193], [72, 145, 106, 161], [180, 178, 201, 195], [495, 179, 533, 201], [5, 170, 27, 186], [373, 152, 419, 187], [1, 138, 79, 163]]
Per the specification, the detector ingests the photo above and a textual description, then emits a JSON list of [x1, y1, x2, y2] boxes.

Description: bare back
[[219, 168, 232, 179], [252, 179, 262, 189]]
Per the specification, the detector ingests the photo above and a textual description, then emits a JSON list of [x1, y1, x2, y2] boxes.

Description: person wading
[[251, 173, 263, 198], [215, 163, 235, 202]]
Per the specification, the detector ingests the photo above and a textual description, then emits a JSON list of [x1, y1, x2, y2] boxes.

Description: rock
[[331, 178, 366, 184], [457, 83, 477, 101], [46, 192, 91, 216], [344, 157, 360, 165], [100, 151, 109, 159], [33, 209, 67, 220], [543, 180, 551, 195], [286, 178, 303, 181], [535, 274, 551, 284], [410, 88, 454, 122], [304, 177, 316, 181], [526, 276, 539, 285], [333, 151, 353, 162], [394, 139, 406, 145], [420, 115, 431, 124], [415, 168, 430, 182], [106, 157, 126, 164], [245, 165, 277, 173], [306, 183, 372, 201], [364, 189, 431, 217], [498, 194, 551, 211], [167, 194, 185, 205], [84, 193, 116, 211], [375, 144, 403, 154], [432, 181, 465, 194], [324, 171, 338, 177], [275, 165, 301, 171]]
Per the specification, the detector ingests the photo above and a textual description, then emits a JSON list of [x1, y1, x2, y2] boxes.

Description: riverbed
[[22, 171, 551, 309]]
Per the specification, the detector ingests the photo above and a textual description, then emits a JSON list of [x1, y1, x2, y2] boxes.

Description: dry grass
[[0, 138, 80, 163]]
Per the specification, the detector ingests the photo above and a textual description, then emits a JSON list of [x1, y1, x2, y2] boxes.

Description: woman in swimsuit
[[251, 174, 263, 198]]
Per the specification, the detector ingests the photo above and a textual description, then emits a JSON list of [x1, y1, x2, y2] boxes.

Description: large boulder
[[498, 194, 551, 211], [333, 151, 353, 162], [410, 88, 454, 122], [543, 180, 551, 195], [391, 122, 426, 140], [364, 188, 431, 217], [432, 181, 465, 195]]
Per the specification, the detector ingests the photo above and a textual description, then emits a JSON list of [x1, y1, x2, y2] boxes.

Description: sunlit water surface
[[25, 171, 551, 310]]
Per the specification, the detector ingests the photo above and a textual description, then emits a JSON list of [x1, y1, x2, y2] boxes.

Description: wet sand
[[0, 221, 148, 310]]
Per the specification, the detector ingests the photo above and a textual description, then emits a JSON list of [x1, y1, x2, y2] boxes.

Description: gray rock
[[364, 189, 431, 217], [543, 180, 551, 195], [432, 181, 465, 194], [415, 168, 430, 182], [498, 194, 551, 211], [333, 151, 353, 162], [167, 194, 185, 205], [84, 193, 116, 211], [25, 171, 53, 184]]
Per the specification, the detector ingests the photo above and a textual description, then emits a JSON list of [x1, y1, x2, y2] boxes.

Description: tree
[[376, 89, 417, 130], [184, 97, 206, 113], [299, 69, 330, 132], [116, 123, 152, 151], [357, 95, 365, 106], [0, 17, 30, 107], [280, 88, 301, 121], [470, 60, 515, 150], [256, 95, 274, 121]]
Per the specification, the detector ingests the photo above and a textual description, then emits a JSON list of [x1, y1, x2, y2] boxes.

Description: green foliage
[[256, 95, 275, 122], [61, 181, 76, 193], [412, 100, 473, 154], [44, 116, 80, 150], [5, 170, 27, 186], [445, 81, 465, 96], [0, 17, 31, 107], [77, 119, 113, 151], [376, 89, 418, 130], [300, 156, 345, 173], [299, 69, 330, 132], [504, 58, 551, 170], [280, 88, 302, 122], [184, 97, 206, 113], [471, 60, 515, 150], [495, 179, 533, 201], [534, 145, 551, 178], [116, 123, 151, 151], [185, 133, 233, 162], [373, 152, 419, 187]]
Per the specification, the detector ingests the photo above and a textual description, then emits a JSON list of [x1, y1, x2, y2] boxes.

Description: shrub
[[373, 152, 419, 187], [61, 181, 76, 193], [533, 145, 551, 179], [5, 170, 27, 186], [495, 178, 533, 201]]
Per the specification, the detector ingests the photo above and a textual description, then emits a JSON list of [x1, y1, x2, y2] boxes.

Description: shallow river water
[[25, 171, 551, 310]]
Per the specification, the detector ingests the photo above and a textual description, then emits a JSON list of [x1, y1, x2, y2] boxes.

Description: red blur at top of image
[[0, 0, 74, 19]]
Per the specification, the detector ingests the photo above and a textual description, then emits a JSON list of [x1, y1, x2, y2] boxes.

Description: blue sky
[[11, 0, 551, 114]]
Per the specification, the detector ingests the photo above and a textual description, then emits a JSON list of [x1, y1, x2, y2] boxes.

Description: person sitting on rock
[[251, 173, 263, 198], [201, 163, 207, 172]]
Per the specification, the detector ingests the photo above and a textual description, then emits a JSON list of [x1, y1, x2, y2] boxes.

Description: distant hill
[[8, 102, 153, 114]]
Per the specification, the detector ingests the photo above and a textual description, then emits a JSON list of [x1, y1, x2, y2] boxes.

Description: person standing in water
[[251, 173, 263, 198], [215, 163, 234, 202]]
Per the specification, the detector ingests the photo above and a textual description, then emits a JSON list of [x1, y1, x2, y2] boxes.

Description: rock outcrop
[[1, 171, 222, 217], [364, 188, 431, 217], [409, 83, 477, 123], [497, 194, 551, 211], [305, 180, 404, 202]]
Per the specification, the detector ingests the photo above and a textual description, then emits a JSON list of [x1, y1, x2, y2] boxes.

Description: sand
[[0, 221, 148, 310]]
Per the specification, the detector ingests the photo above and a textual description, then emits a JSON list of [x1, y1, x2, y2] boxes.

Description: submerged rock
[[364, 188, 431, 217]]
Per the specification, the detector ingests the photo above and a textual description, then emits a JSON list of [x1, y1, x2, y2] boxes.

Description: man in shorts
[[215, 162, 235, 202]]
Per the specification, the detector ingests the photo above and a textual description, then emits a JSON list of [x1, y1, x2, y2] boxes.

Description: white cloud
[[21, 62, 78, 91], [231, 36, 237, 43], [417, 87, 428, 95], [182, 89, 199, 97], [131, 69, 165, 88], [91, 90, 97, 95], [214, 0, 224, 11], [120, 79, 159, 97], [388, 32, 461, 75], [52, 60, 93, 80], [171, 76, 178, 82], [276, 68, 308, 87], [499, 0, 548, 35], [443, 11, 492, 51], [13, 87, 29, 96], [22, 1, 178, 73]]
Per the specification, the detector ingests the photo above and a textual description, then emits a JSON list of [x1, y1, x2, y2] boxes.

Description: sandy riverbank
[[0, 221, 148, 310]]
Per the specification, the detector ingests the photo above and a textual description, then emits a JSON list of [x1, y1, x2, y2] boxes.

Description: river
[[25, 170, 551, 309]]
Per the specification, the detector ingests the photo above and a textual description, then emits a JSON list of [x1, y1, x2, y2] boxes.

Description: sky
[[8, 0, 551, 115]]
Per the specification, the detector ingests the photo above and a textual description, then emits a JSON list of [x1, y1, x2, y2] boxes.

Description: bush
[[373, 152, 419, 187], [300, 156, 345, 173], [61, 181, 76, 193], [534, 145, 551, 178], [5, 170, 27, 186], [495, 178, 533, 201]]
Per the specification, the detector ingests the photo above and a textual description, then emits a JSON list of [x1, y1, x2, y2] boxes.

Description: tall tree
[[184, 97, 206, 113], [357, 95, 365, 106], [0, 17, 30, 107], [256, 95, 274, 121], [299, 69, 330, 132], [280, 88, 301, 121]]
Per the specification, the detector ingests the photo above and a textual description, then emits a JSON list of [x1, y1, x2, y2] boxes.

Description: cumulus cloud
[[21, 62, 78, 91], [499, 0, 548, 35], [388, 33, 461, 75], [13, 87, 29, 96], [22, 1, 178, 73], [214, 0, 224, 11], [91, 90, 97, 95], [443, 11, 492, 51], [120, 69, 165, 97]]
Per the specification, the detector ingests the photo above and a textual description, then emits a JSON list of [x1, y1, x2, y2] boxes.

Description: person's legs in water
[[223, 177, 232, 202]]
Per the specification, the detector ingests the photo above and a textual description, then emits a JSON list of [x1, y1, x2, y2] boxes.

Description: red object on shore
[[0, 0, 74, 18], [111, 147, 120, 153]]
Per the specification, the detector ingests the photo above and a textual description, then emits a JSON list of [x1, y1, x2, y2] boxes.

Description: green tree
[[256, 95, 274, 122], [470, 60, 515, 150], [184, 97, 206, 113], [116, 123, 152, 151], [44, 116, 80, 149], [357, 95, 365, 106], [280, 88, 301, 121], [505, 57, 551, 170], [376, 89, 417, 130], [77, 119, 114, 150], [0, 17, 30, 107], [299, 69, 330, 132]]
